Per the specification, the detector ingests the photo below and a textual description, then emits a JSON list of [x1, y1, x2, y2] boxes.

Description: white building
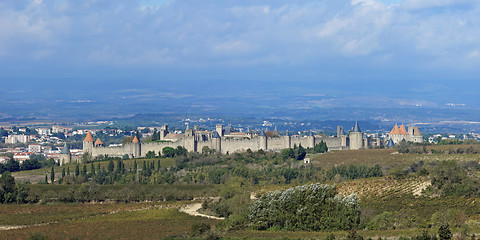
[[5, 135, 30, 144], [28, 144, 42, 153]]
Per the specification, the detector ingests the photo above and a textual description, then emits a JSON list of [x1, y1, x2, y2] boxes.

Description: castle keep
[[82, 122, 423, 159]]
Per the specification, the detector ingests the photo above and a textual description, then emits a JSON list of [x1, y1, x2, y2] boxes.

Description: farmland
[[1, 145, 480, 239]]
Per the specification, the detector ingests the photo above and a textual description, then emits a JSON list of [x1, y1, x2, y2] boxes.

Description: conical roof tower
[[353, 121, 361, 132]]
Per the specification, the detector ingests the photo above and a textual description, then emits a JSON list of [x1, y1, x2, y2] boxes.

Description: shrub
[[249, 183, 360, 231]]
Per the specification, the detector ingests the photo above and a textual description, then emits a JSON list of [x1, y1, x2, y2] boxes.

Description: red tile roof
[[84, 132, 94, 142], [95, 138, 103, 145]]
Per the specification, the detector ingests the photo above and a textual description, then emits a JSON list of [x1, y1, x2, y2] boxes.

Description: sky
[[1, 0, 480, 110]]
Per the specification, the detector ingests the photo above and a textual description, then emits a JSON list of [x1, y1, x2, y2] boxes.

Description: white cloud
[[0, 0, 480, 77]]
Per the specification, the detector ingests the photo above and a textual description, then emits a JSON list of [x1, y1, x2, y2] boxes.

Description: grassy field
[[1, 204, 217, 240], [4, 147, 480, 239]]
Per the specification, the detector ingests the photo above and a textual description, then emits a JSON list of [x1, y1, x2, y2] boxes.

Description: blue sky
[[1, 0, 479, 109]]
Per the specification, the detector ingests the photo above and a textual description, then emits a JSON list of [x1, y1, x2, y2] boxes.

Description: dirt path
[[179, 203, 225, 220]]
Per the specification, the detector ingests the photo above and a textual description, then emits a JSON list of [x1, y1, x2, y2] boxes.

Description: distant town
[[1, 119, 479, 166]]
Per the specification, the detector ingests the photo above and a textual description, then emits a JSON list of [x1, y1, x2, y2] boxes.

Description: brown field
[[0, 203, 216, 240], [312, 148, 480, 170]]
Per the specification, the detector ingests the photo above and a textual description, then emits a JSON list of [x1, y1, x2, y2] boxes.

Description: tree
[[75, 164, 80, 177], [439, 224, 452, 240], [296, 144, 306, 160], [62, 168, 66, 178], [45, 175, 48, 184], [5, 159, 20, 172], [176, 146, 187, 156], [81, 152, 92, 163], [146, 151, 156, 158], [314, 141, 328, 153], [107, 159, 114, 173], [82, 165, 87, 176], [21, 158, 41, 171], [67, 167, 70, 176], [133, 160, 138, 173], [0, 171, 16, 203], [281, 148, 295, 160], [163, 147, 176, 158], [50, 166, 55, 184], [91, 162, 95, 175]]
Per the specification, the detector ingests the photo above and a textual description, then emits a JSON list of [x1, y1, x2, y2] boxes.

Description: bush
[[190, 222, 211, 236], [249, 183, 361, 231]]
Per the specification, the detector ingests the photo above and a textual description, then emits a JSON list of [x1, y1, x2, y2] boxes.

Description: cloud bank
[[1, 0, 480, 83]]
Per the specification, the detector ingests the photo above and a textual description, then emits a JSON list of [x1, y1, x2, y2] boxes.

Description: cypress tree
[[75, 164, 80, 177], [62, 168, 65, 178], [108, 159, 114, 172], [91, 162, 95, 175], [51, 166, 55, 184], [157, 160, 160, 171], [82, 165, 87, 176], [116, 159, 122, 173], [67, 167, 70, 176], [134, 160, 138, 173], [143, 161, 146, 172], [97, 162, 101, 172], [45, 174, 48, 184]]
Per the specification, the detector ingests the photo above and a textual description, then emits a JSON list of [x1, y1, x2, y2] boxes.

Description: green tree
[[107, 159, 114, 173], [0, 171, 16, 203], [75, 164, 80, 177], [62, 168, 65, 178], [146, 151, 156, 158], [91, 162, 95, 175], [281, 148, 295, 160], [296, 144, 306, 160], [134, 160, 138, 173], [45, 175, 48, 184], [175, 146, 187, 156], [82, 165, 87, 176], [439, 224, 452, 240], [163, 147, 176, 158], [50, 166, 55, 184], [67, 167, 70, 176]]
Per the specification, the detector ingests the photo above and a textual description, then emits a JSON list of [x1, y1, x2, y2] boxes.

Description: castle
[[387, 124, 423, 144], [78, 122, 423, 160]]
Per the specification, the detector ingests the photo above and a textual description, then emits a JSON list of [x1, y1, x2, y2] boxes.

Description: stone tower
[[132, 136, 141, 158], [59, 143, 71, 166], [211, 130, 221, 153], [284, 131, 292, 149], [160, 125, 168, 140], [259, 131, 267, 150], [349, 121, 364, 150], [337, 126, 343, 137], [184, 129, 197, 152], [216, 124, 224, 137], [307, 131, 315, 148], [83, 131, 94, 157]]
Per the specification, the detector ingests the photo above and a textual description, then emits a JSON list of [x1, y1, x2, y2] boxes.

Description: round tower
[[59, 143, 71, 166], [349, 121, 364, 150], [83, 131, 94, 156], [132, 136, 141, 158]]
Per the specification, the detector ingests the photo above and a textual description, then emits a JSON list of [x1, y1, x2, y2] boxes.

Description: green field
[[2, 146, 480, 239]]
